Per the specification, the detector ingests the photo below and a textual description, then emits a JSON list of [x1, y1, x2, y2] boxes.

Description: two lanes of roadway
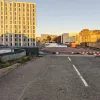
[[0, 55, 100, 100]]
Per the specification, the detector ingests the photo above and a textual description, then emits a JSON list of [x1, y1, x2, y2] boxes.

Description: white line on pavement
[[73, 64, 88, 87], [68, 57, 71, 61]]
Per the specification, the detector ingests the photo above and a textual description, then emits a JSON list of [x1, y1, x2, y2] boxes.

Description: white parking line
[[68, 57, 71, 61], [73, 64, 88, 87]]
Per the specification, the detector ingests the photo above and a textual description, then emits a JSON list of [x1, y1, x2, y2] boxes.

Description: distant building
[[61, 33, 78, 44], [79, 29, 100, 43], [69, 36, 76, 43], [61, 33, 69, 44], [41, 34, 57, 42], [0, 0, 36, 46]]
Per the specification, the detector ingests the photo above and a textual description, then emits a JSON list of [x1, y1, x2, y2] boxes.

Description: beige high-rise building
[[0, 0, 36, 46]]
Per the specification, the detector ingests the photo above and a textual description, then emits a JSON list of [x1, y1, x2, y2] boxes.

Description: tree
[[47, 35, 51, 42]]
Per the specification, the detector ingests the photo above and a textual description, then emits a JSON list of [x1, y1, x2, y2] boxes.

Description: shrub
[[17, 56, 32, 64], [0, 62, 10, 69]]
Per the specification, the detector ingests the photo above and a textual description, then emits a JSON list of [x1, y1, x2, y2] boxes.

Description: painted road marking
[[55, 55, 95, 57], [68, 57, 71, 61], [73, 64, 88, 87]]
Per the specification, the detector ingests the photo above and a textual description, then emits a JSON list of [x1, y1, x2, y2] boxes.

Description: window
[[18, 3, 20, 7], [1, 21, 3, 24], [19, 34, 21, 37], [5, 16, 7, 19], [33, 30, 35, 33], [24, 38, 25, 41], [33, 22, 35, 24], [1, 2, 3, 6], [23, 4, 25, 7], [33, 26, 35, 29], [10, 21, 12, 24], [27, 4, 29, 8], [23, 21, 25, 24], [10, 3, 12, 6], [23, 26, 25, 29], [15, 34, 17, 37], [10, 36, 12, 39], [10, 12, 12, 15], [10, 16, 12, 19], [19, 17, 21, 20], [19, 43, 21, 46], [1, 25, 3, 28], [14, 3, 16, 7], [15, 17, 16, 20], [14, 21, 16, 24], [10, 7, 12, 11], [15, 43, 18, 46], [1, 11, 3, 15], [14, 8, 16, 12], [23, 17, 25, 20], [6, 38, 8, 41], [19, 8, 20, 11], [15, 30, 17, 33], [1, 16, 3, 19], [15, 38, 17, 41], [5, 12, 7, 15], [23, 30, 25, 33], [5, 3, 7, 6], [19, 21, 21, 24]]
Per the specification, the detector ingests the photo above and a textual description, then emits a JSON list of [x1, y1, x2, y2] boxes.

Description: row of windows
[[0, 2, 35, 8], [1, 16, 35, 20], [0, 30, 35, 33], [2, 37, 34, 40], [0, 12, 35, 17], [0, 34, 35, 37], [0, 42, 34, 46], [0, 22, 35, 25], [0, 25, 35, 28]]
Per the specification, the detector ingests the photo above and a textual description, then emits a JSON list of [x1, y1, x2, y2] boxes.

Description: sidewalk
[[0, 63, 20, 77]]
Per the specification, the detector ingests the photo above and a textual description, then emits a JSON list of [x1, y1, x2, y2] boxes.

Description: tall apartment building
[[0, 0, 36, 46]]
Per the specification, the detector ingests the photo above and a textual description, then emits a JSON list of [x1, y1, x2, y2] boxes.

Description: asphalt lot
[[0, 54, 100, 100]]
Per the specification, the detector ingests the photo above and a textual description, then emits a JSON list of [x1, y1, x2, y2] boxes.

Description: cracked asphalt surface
[[0, 55, 100, 100]]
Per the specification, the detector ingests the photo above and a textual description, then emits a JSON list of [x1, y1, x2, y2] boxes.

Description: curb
[[72, 52, 100, 55], [0, 63, 21, 78]]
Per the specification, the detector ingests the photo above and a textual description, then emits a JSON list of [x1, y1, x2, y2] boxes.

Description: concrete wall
[[1, 51, 26, 62]]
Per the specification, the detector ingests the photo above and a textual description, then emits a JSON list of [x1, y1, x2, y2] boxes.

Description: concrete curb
[[0, 63, 21, 78]]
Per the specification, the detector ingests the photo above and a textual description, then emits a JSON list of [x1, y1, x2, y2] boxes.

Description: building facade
[[79, 29, 100, 43], [61, 33, 69, 44], [0, 0, 36, 46]]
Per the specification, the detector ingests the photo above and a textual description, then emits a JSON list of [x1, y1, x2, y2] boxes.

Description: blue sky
[[22, 0, 100, 36]]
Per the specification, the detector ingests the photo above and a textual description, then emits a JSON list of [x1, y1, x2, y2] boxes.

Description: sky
[[22, 0, 100, 36]]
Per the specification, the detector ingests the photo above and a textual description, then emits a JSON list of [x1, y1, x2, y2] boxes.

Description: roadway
[[0, 48, 100, 100]]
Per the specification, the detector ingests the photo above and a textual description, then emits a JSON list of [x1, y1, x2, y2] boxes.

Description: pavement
[[43, 47, 98, 53], [0, 47, 100, 100]]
